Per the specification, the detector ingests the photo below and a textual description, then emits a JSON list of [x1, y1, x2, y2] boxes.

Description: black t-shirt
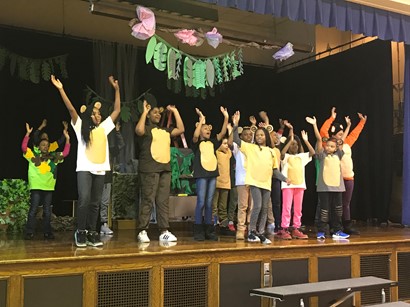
[[191, 138, 221, 178], [137, 123, 173, 173]]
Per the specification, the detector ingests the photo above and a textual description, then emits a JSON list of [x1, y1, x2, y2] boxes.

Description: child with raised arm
[[232, 111, 289, 244], [278, 122, 314, 240], [51, 74, 120, 248], [306, 116, 349, 240], [320, 107, 367, 234], [229, 122, 254, 240], [22, 123, 70, 240], [211, 135, 232, 233], [135, 94, 184, 244], [192, 107, 229, 241], [32, 119, 68, 153]]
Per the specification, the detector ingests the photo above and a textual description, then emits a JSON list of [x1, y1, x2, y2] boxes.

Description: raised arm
[[232, 111, 242, 147], [341, 116, 351, 141], [301, 130, 315, 157], [33, 119, 47, 145], [192, 108, 205, 143], [22, 123, 33, 153], [51, 75, 79, 124], [306, 116, 322, 152], [227, 123, 234, 147], [280, 122, 294, 159], [57, 121, 69, 149], [135, 101, 151, 136], [167, 105, 185, 137], [344, 113, 367, 147], [108, 76, 121, 122], [319, 107, 336, 138], [61, 129, 71, 158], [216, 106, 229, 141]]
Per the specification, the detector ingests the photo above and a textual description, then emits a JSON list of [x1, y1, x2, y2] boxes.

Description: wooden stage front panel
[[0, 226, 410, 306]]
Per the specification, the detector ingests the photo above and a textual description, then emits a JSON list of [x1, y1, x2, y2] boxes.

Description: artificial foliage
[[83, 85, 150, 124], [0, 46, 68, 83], [145, 35, 243, 99]]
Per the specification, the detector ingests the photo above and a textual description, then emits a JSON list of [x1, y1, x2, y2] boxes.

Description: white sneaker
[[100, 223, 114, 235], [159, 230, 177, 242], [138, 230, 150, 243]]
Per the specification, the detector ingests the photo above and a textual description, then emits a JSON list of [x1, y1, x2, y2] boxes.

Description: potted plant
[[0, 179, 30, 232]]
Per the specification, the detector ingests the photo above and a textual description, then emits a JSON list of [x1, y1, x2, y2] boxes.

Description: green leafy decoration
[[145, 36, 157, 64], [29, 60, 41, 84], [238, 48, 244, 75], [167, 49, 182, 80], [41, 61, 51, 81], [230, 51, 241, 80], [183, 57, 193, 87], [153, 42, 168, 71], [193, 60, 206, 89], [176, 55, 182, 80], [212, 58, 223, 85], [222, 55, 231, 82], [9, 54, 17, 76], [205, 59, 215, 88], [18, 57, 29, 81], [120, 105, 131, 122]]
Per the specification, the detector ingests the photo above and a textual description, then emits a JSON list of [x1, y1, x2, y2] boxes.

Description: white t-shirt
[[72, 116, 115, 174], [281, 152, 312, 189], [232, 142, 247, 186]]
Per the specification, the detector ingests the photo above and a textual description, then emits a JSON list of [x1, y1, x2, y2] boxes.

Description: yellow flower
[[25, 148, 34, 159], [38, 161, 51, 174]]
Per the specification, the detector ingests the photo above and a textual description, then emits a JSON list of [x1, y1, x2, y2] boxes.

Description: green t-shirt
[[23, 148, 64, 191]]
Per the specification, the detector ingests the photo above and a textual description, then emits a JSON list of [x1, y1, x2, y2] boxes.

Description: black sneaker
[[24, 233, 34, 240], [87, 231, 103, 247], [44, 232, 55, 240], [74, 230, 87, 248]]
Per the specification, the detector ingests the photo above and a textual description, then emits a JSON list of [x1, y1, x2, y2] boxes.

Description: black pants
[[317, 192, 343, 233]]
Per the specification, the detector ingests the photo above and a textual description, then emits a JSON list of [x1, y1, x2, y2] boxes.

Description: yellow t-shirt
[[240, 142, 278, 191], [215, 149, 232, 189]]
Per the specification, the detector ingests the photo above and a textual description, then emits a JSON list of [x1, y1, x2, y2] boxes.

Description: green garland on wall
[[0, 46, 68, 84], [146, 35, 243, 99]]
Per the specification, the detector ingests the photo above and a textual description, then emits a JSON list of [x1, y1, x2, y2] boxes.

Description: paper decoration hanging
[[0, 46, 68, 83], [145, 35, 243, 99], [272, 42, 295, 61], [131, 6, 156, 40]]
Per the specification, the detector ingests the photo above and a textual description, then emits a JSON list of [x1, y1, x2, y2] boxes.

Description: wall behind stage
[[0, 26, 392, 222]]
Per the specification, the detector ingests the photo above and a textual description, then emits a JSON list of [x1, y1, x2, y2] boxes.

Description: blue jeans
[[77, 171, 105, 231], [25, 190, 53, 234], [195, 177, 216, 224]]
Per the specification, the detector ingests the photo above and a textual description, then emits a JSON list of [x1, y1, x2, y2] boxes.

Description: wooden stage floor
[[1, 223, 410, 264], [2, 223, 410, 306]]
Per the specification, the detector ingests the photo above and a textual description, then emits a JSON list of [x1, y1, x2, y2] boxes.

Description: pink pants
[[281, 188, 304, 229]]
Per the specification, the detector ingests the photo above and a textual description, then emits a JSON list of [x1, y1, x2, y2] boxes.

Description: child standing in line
[[232, 111, 289, 244], [211, 136, 233, 234], [192, 107, 229, 241], [51, 74, 121, 248], [22, 123, 70, 240], [135, 95, 184, 244], [306, 116, 349, 240], [320, 107, 367, 234], [229, 124, 254, 240], [278, 122, 314, 240]]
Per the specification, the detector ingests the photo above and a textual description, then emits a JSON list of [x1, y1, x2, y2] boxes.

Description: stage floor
[[1, 223, 410, 264]]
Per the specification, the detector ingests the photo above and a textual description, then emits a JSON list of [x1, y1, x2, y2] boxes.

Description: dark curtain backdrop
[[0, 27, 393, 223], [402, 44, 410, 225]]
